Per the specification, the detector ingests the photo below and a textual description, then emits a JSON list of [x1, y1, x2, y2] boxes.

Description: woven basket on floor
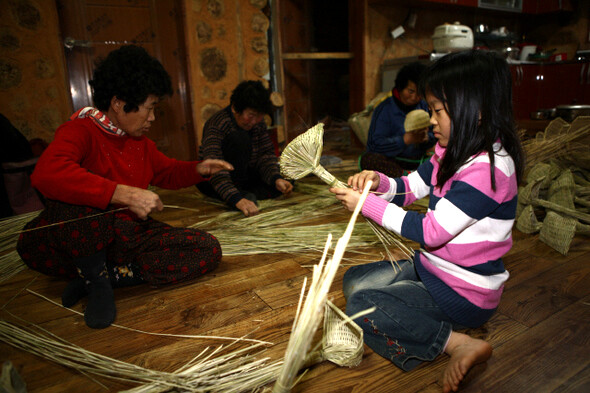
[[303, 300, 364, 368], [516, 204, 542, 234], [539, 211, 578, 255], [547, 170, 576, 209], [526, 162, 561, 190]]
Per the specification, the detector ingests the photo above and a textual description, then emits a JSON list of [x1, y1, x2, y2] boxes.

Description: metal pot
[[530, 108, 557, 120], [555, 105, 590, 122]]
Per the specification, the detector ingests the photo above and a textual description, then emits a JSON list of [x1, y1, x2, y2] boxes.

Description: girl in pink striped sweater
[[330, 50, 524, 392]]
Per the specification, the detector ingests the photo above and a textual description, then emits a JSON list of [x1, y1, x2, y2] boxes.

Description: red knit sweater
[[32, 116, 205, 209]]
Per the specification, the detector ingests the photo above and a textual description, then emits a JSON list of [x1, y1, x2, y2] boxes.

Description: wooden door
[[56, 0, 196, 161]]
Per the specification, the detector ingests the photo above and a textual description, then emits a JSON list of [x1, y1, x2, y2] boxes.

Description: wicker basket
[[516, 204, 542, 234], [303, 300, 364, 368], [539, 211, 578, 255], [547, 170, 576, 209]]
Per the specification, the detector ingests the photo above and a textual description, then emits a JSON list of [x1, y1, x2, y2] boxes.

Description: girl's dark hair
[[394, 61, 428, 91], [89, 45, 173, 112], [419, 50, 524, 190], [230, 80, 271, 114]]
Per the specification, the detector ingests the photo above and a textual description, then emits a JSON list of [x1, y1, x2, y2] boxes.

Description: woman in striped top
[[330, 50, 524, 392]]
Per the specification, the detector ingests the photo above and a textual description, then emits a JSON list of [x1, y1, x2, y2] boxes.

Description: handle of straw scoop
[[301, 350, 326, 369], [312, 165, 347, 188]]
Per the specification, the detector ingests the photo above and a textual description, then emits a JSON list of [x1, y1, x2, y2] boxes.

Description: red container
[[550, 53, 567, 62]]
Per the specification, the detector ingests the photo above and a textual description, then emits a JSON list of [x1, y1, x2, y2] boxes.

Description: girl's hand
[[329, 187, 361, 212], [347, 171, 380, 192]]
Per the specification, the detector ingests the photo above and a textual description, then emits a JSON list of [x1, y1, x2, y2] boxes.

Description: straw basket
[[303, 300, 364, 369], [539, 211, 578, 255], [515, 204, 542, 234]]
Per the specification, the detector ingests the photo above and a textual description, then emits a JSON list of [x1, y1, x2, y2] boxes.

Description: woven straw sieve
[[404, 109, 431, 133]]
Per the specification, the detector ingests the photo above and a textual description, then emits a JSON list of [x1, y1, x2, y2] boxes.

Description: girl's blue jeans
[[343, 259, 465, 371]]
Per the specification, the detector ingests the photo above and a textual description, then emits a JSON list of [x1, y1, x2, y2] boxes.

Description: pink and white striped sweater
[[361, 142, 518, 327]]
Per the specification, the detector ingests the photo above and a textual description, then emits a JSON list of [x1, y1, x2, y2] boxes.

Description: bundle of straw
[[0, 318, 282, 393], [272, 181, 374, 393], [522, 116, 590, 172], [279, 123, 414, 263]]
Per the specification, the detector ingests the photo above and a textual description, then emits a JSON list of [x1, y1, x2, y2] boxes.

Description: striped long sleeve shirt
[[198, 106, 281, 206], [361, 142, 518, 327]]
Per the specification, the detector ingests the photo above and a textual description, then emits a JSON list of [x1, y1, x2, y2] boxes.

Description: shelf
[[281, 52, 354, 60]]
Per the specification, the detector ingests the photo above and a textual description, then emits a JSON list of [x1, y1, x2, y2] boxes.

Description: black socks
[[61, 277, 87, 308], [69, 251, 116, 329]]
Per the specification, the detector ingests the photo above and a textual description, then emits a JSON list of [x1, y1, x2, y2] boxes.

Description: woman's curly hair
[[89, 45, 173, 112]]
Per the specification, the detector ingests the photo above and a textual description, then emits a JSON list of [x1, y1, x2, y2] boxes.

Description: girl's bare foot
[[442, 332, 492, 392]]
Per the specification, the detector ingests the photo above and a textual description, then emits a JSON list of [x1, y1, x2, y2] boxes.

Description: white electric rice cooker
[[432, 22, 474, 53]]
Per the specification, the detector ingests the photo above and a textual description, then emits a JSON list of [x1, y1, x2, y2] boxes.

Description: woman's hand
[[275, 178, 293, 195], [403, 128, 429, 145], [329, 187, 362, 212], [236, 198, 259, 217], [197, 159, 234, 177], [111, 184, 163, 219], [347, 170, 380, 192]]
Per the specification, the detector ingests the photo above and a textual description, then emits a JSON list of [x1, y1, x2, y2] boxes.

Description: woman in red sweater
[[17, 45, 233, 329]]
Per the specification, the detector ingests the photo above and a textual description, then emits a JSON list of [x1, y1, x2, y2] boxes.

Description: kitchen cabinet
[[580, 63, 590, 104], [370, 0, 572, 13], [511, 61, 590, 121], [422, 0, 478, 5], [522, 0, 573, 13], [511, 63, 543, 119]]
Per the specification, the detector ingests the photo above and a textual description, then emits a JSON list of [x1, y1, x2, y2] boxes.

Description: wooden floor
[[1, 128, 590, 393]]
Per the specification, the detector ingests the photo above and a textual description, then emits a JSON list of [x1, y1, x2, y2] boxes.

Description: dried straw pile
[[0, 210, 40, 282], [516, 116, 590, 254], [0, 318, 281, 393], [0, 184, 378, 393]]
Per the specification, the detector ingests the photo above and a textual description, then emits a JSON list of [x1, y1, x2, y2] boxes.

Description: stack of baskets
[[516, 116, 590, 254]]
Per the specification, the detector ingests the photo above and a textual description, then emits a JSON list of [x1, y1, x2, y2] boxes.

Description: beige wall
[[183, 0, 272, 145], [0, 0, 72, 144]]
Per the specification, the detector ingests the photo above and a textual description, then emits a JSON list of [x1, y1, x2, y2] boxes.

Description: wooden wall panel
[[0, 0, 71, 144], [183, 0, 272, 146]]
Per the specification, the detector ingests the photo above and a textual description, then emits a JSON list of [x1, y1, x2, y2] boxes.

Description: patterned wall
[[184, 0, 271, 145], [0, 0, 71, 144]]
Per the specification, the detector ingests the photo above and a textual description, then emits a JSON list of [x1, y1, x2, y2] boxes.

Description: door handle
[[64, 37, 91, 50]]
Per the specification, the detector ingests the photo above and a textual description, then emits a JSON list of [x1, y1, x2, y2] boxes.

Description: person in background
[[0, 113, 42, 218], [197, 80, 293, 217], [16, 45, 233, 329], [330, 50, 524, 392], [361, 61, 436, 178]]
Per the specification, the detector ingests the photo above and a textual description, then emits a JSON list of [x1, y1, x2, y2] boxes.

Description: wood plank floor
[[2, 130, 590, 392]]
